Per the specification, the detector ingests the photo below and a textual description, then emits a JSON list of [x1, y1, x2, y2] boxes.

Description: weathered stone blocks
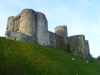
[[48, 31, 56, 47], [19, 9, 36, 36], [85, 40, 90, 61], [68, 35, 86, 59], [36, 12, 49, 46], [6, 16, 14, 31], [5, 31, 35, 43], [55, 26, 68, 45]]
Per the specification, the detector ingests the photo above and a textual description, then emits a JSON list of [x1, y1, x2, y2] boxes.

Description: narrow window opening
[[27, 12, 28, 14]]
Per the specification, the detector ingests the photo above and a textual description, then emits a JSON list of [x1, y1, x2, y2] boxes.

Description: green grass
[[0, 37, 100, 75]]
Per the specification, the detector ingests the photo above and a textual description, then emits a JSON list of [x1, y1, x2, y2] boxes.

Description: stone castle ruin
[[5, 8, 90, 61]]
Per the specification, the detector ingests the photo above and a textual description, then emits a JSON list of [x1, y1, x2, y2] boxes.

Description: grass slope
[[0, 37, 100, 75]]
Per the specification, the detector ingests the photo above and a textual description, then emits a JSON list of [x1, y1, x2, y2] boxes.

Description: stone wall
[[84, 40, 90, 61], [5, 31, 35, 43], [68, 35, 86, 59], [6, 16, 14, 31], [48, 31, 56, 47], [14, 14, 21, 32], [6, 9, 37, 43], [55, 34, 67, 50], [36, 12, 49, 46], [48, 31, 67, 50]]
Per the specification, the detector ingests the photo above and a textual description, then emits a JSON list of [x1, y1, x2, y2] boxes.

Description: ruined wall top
[[55, 25, 67, 32], [6, 16, 14, 31], [68, 34, 85, 38], [21, 8, 36, 14]]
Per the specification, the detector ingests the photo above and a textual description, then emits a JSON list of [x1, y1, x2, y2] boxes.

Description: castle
[[5, 8, 90, 61]]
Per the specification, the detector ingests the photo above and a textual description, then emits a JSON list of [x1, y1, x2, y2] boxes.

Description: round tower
[[36, 12, 49, 46], [6, 16, 14, 31], [19, 8, 36, 36], [55, 26, 68, 44]]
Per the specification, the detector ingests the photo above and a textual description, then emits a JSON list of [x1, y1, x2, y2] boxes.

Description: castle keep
[[5, 8, 90, 61]]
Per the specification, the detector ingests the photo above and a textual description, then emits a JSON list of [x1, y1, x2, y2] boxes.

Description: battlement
[[5, 8, 90, 61]]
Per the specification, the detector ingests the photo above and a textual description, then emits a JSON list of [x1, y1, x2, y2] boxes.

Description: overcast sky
[[0, 0, 100, 58]]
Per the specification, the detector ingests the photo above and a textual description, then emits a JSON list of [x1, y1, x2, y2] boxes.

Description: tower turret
[[19, 8, 37, 36], [55, 26, 68, 44], [36, 12, 49, 46]]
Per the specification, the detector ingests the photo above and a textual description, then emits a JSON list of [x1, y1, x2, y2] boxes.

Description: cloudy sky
[[0, 0, 100, 58]]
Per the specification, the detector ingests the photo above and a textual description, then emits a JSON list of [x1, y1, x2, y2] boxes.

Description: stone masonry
[[5, 8, 90, 61], [67, 35, 90, 60]]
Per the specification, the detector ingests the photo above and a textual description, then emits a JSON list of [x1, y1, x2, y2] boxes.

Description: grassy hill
[[0, 37, 100, 75]]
